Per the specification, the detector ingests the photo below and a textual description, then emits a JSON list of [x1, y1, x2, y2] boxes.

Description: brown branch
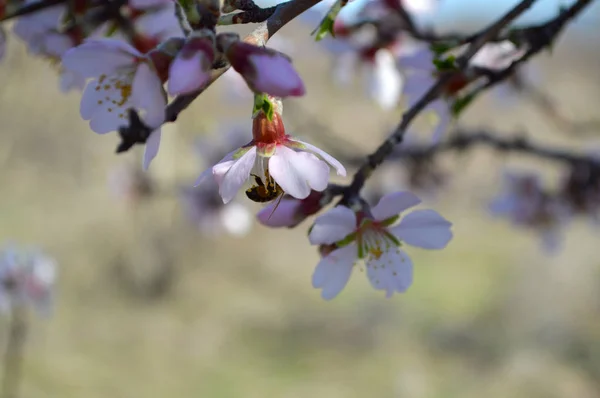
[[336, 0, 540, 206]]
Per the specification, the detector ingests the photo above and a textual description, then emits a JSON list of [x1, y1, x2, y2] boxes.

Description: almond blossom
[[62, 39, 167, 169], [182, 123, 254, 236], [0, 245, 57, 317], [309, 191, 452, 300], [12, 2, 86, 91], [196, 106, 346, 204]]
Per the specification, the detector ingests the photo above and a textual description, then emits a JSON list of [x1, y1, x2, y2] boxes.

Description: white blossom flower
[[62, 39, 167, 169], [196, 110, 346, 204], [0, 245, 57, 316], [309, 191, 452, 299]]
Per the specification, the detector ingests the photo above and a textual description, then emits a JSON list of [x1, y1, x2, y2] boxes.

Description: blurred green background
[[2, 15, 600, 398]]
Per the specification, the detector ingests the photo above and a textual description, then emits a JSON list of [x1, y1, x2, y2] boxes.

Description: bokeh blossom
[[0, 245, 57, 317]]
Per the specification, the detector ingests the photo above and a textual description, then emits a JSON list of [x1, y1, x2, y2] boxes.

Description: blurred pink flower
[[168, 34, 215, 95], [0, 245, 57, 317]]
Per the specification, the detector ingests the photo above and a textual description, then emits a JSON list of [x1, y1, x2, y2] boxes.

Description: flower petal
[[168, 52, 211, 96], [309, 205, 357, 245], [248, 53, 305, 97], [131, 62, 166, 128], [289, 139, 346, 176], [89, 108, 129, 134], [219, 147, 257, 204], [312, 244, 356, 300], [256, 198, 302, 228], [268, 146, 311, 200], [391, 209, 453, 249], [80, 78, 106, 120], [366, 248, 413, 298], [371, 191, 421, 221], [62, 39, 139, 78], [365, 49, 403, 110], [143, 129, 162, 170], [194, 149, 238, 187]]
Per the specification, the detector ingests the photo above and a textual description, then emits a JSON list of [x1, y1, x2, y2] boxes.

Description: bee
[[246, 170, 285, 220]]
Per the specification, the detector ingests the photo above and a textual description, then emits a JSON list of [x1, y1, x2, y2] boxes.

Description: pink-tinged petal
[[391, 209, 453, 249], [371, 191, 421, 221], [248, 53, 305, 97], [289, 140, 346, 176], [129, 0, 172, 8], [131, 62, 166, 128], [268, 146, 311, 200], [366, 248, 413, 298], [194, 149, 238, 187], [80, 79, 106, 120], [257, 198, 302, 228], [220, 147, 257, 203], [61, 39, 140, 77], [309, 206, 357, 245], [312, 243, 357, 300], [293, 152, 330, 192], [44, 33, 74, 57], [89, 109, 129, 134], [60, 70, 86, 92], [168, 52, 211, 95], [143, 129, 162, 170]]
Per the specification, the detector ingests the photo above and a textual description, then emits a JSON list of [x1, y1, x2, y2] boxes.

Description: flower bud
[[220, 38, 305, 97], [168, 31, 216, 95]]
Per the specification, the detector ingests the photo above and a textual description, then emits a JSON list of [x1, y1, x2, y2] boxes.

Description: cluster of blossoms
[[0, 244, 57, 316], [490, 162, 600, 252], [1, 0, 459, 300], [303, 0, 529, 140]]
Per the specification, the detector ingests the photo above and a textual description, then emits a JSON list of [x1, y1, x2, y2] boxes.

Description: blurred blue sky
[[430, 0, 600, 32]]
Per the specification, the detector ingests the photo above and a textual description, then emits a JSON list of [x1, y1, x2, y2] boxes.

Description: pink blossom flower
[[0, 245, 57, 317], [196, 110, 346, 204], [134, 0, 185, 41], [309, 191, 452, 300], [62, 39, 167, 169], [489, 171, 570, 252], [219, 35, 305, 97], [168, 34, 215, 95]]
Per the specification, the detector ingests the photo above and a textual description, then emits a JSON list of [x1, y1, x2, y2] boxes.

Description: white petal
[[62, 39, 139, 78], [391, 209, 453, 249], [194, 149, 237, 187], [89, 108, 129, 134], [143, 129, 162, 170], [290, 140, 346, 176], [365, 49, 403, 110], [80, 79, 105, 120], [309, 206, 357, 245], [268, 146, 311, 200], [312, 244, 356, 300], [371, 191, 421, 221], [219, 147, 257, 204], [292, 152, 330, 192], [366, 248, 413, 298], [131, 63, 166, 128]]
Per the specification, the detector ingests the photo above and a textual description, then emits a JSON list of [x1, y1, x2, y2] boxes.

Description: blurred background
[[2, 1, 600, 397]]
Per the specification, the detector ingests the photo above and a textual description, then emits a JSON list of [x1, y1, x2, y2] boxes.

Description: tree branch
[[337, 0, 540, 206]]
